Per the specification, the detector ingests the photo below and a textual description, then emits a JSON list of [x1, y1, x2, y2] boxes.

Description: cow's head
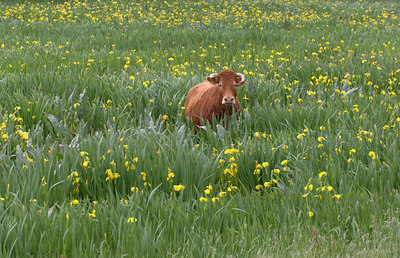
[[207, 70, 245, 106]]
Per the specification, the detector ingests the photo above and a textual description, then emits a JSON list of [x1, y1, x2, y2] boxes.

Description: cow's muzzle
[[222, 97, 235, 106]]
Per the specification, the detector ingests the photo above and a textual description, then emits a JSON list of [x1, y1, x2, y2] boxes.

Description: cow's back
[[185, 80, 214, 127]]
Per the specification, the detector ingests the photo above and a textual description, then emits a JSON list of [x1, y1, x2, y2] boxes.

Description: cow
[[185, 69, 245, 129]]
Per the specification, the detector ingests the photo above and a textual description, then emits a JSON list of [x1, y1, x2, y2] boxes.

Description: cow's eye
[[218, 83, 222, 88]]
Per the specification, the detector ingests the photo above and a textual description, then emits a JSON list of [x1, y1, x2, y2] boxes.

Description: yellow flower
[[308, 211, 314, 217], [332, 194, 341, 199], [70, 199, 79, 206], [224, 148, 239, 155], [83, 160, 90, 167], [17, 130, 29, 140], [227, 186, 238, 192], [167, 171, 175, 182], [173, 184, 184, 192], [219, 191, 227, 198], [297, 133, 305, 139], [211, 197, 219, 203], [280, 160, 288, 166], [369, 151, 376, 160], [318, 171, 327, 178], [199, 197, 208, 202], [127, 217, 137, 223], [327, 186, 333, 191], [88, 210, 96, 218], [262, 162, 269, 168]]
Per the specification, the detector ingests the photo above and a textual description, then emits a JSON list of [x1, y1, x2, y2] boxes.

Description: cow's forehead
[[219, 69, 236, 77], [219, 70, 236, 82]]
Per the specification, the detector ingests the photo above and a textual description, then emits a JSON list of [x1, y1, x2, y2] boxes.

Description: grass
[[1, 0, 400, 256]]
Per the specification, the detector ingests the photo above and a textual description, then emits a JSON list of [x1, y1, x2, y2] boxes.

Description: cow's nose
[[222, 97, 235, 105]]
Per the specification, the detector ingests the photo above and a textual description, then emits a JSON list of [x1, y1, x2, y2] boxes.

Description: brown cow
[[185, 69, 245, 128]]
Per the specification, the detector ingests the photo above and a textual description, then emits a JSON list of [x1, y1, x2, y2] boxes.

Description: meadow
[[1, 0, 400, 256]]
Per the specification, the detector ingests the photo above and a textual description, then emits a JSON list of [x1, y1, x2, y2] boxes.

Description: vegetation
[[1, 0, 400, 256]]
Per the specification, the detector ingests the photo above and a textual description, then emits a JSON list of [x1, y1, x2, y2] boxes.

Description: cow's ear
[[207, 73, 220, 85], [235, 73, 245, 87]]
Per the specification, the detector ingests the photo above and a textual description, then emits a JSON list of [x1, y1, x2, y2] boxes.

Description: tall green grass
[[0, 0, 400, 255]]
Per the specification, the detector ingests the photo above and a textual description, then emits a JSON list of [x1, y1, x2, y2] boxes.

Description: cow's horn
[[209, 73, 219, 78], [235, 73, 245, 86]]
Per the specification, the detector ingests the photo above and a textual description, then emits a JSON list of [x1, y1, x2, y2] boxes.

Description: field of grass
[[1, 0, 400, 256]]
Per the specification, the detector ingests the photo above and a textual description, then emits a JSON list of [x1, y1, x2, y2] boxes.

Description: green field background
[[1, 0, 400, 256]]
